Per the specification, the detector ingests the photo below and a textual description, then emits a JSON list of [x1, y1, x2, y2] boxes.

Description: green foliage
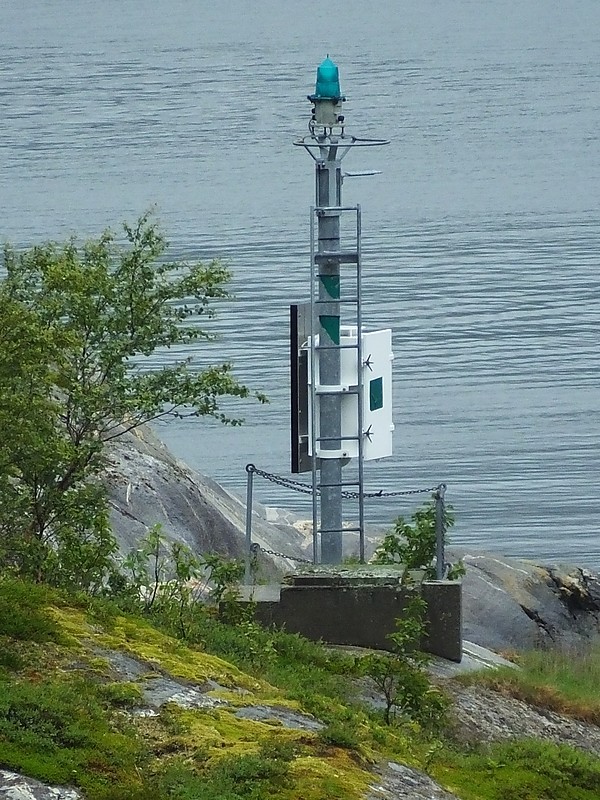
[[3, 576, 598, 800], [0, 676, 149, 798], [97, 681, 143, 708], [0, 213, 264, 587], [360, 596, 450, 729], [158, 737, 294, 800], [116, 525, 245, 641], [0, 649, 24, 673], [318, 720, 361, 750], [202, 552, 245, 605], [372, 499, 464, 581], [207, 740, 293, 796], [436, 739, 600, 800], [0, 578, 62, 643]]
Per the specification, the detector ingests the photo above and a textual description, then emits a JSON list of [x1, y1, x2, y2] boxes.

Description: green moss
[[0, 674, 150, 799], [286, 753, 372, 800], [45, 597, 277, 698], [97, 616, 271, 693], [207, 688, 303, 711], [0, 580, 399, 799], [97, 681, 144, 708], [45, 605, 93, 648], [162, 706, 312, 758]]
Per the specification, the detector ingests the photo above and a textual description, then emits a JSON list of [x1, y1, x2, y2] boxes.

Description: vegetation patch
[[433, 738, 600, 800], [165, 706, 311, 757], [0, 674, 149, 800], [288, 753, 372, 800], [0, 578, 64, 644], [98, 615, 270, 693], [458, 642, 600, 725]]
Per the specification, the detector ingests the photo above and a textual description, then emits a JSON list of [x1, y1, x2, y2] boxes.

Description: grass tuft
[[434, 738, 600, 800], [459, 642, 600, 724]]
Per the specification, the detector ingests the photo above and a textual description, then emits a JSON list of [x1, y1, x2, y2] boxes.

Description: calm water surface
[[1, 1, 599, 566]]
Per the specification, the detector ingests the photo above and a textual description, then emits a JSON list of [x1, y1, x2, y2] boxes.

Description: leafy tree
[[0, 297, 104, 582], [0, 213, 264, 585]]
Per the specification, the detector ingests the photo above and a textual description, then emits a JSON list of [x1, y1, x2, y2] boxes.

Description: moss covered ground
[[1, 576, 600, 799]]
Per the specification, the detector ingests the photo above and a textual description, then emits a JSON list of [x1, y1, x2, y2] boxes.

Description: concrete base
[[238, 569, 462, 662]]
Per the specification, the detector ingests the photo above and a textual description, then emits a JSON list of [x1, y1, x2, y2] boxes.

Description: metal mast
[[294, 58, 388, 564]]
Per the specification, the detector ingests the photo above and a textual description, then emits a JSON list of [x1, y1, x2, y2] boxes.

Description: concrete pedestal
[[238, 568, 462, 662]]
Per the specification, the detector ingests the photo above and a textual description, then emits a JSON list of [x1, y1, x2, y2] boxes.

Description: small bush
[[360, 596, 450, 730], [318, 720, 361, 750], [158, 737, 294, 800], [0, 578, 62, 643], [372, 499, 463, 580], [0, 645, 24, 672], [97, 681, 143, 708]]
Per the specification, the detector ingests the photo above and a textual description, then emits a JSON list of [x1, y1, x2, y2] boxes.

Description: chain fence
[[245, 463, 440, 500], [250, 542, 313, 564], [243, 463, 446, 573]]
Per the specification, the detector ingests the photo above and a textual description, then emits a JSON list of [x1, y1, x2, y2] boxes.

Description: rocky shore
[[105, 427, 600, 655]]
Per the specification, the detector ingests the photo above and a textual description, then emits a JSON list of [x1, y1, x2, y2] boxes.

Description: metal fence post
[[435, 483, 447, 580], [244, 464, 255, 584]]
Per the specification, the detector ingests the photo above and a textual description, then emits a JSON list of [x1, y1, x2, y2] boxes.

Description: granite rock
[[103, 426, 309, 574], [451, 550, 600, 652]]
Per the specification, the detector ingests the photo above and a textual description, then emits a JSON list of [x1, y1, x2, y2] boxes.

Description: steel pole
[[244, 465, 255, 584], [316, 142, 343, 564], [435, 483, 446, 580]]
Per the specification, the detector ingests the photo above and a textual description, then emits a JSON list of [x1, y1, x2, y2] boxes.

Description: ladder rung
[[317, 481, 361, 488], [314, 205, 359, 213], [315, 343, 359, 350], [314, 297, 359, 304], [314, 386, 359, 395], [314, 251, 358, 264], [318, 527, 362, 534]]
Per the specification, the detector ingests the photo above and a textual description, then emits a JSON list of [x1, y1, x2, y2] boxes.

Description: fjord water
[[1, 1, 599, 566]]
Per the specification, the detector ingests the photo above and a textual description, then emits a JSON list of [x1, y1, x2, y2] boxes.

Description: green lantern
[[309, 56, 345, 101]]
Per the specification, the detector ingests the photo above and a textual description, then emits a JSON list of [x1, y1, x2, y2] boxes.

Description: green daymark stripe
[[319, 315, 340, 345], [319, 275, 340, 299]]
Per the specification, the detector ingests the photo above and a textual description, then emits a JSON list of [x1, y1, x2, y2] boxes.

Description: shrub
[[0, 578, 62, 643], [372, 499, 463, 581], [360, 596, 450, 729]]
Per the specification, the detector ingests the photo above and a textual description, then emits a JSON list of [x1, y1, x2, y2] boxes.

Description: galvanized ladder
[[309, 202, 367, 562]]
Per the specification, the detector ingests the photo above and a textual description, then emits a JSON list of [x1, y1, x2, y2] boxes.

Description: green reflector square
[[369, 377, 383, 411]]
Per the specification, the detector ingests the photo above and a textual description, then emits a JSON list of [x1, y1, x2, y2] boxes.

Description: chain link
[[250, 542, 313, 564], [247, 464, 440, 500], [249, 466, 314, 495]]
